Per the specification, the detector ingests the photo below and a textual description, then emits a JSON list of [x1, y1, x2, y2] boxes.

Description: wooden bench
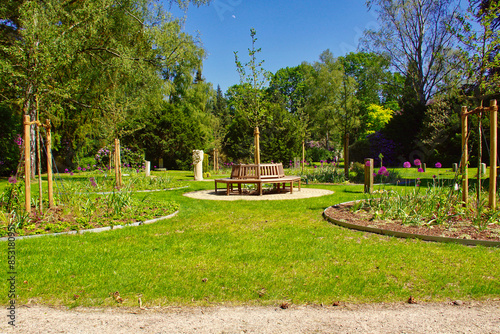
[[214, 163, 301, 196]]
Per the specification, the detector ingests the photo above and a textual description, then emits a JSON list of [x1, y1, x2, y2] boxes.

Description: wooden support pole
[[344, 133, 349, 178], [46, 119, 54, 208], [364, 158, 374, 194], [114, 138, 122, 187], [461, 106, 468, 206], [36, 96, 43, 212], [23, 115, 31, 213], [489, 100, 497, 209], [254, 127, 260, 165], [302, 140, 305, 174]]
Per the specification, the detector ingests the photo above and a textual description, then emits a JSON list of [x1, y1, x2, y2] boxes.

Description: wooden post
[[461, 106, 468, 205], [214, 148, 218, 172], [302, 140, 305, 174], [23, 115, 31, 213], [364, 158, 374, 194], [489, 100, 497, 209], [254, 127, 260, 165], [344, 133, 349, 178], [115, 139, 122, 187], [36, 96, 43, 212], [45, 120, 54, 208]]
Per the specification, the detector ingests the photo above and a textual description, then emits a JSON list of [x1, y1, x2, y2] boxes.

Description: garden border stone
[[0, 211, 179, 242], [323, 201, 500, 247]]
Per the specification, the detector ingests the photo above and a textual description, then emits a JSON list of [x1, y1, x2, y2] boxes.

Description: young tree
[[455, 0, 500, 99], [233, 28, 270, 128]]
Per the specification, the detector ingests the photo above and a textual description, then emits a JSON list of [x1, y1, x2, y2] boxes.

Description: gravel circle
[[183, 188, 334, 201], [3, 301, 500, 333]]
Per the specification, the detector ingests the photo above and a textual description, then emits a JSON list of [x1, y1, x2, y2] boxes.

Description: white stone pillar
[[145, 161, 151, 177], [193, 150, 204, 181]]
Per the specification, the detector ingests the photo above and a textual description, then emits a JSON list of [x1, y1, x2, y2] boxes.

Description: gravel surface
[[2, 301, 500, 333], [183, 188, 334, 201]]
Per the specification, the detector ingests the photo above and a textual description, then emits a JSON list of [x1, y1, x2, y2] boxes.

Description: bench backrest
[[230, 163, 285, 179]]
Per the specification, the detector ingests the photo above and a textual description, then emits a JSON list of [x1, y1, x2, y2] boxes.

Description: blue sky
[[168, 1, 379, 92]]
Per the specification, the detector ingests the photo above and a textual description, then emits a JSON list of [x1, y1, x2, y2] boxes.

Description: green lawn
[[1, 169, 500, 307]]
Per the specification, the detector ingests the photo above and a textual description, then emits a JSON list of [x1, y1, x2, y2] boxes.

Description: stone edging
[[0, 211, 179, 242], [323, 201, 500, 248]]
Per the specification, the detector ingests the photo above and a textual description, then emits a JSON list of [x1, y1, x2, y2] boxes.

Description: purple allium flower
[[403, 161, 411, 168], [435, 162, 442, 168], [82, 168, 86, 171], [65, 168, 69, 173], [414, 159, 421, 166], [314, 165, 317, 168], [8, 176, 17, 184], [77, 167, 82, 171], [365, 160, 371, 167], [418, 168, 424, 173], [70, 172, 74, 176], [378, 166, 387, 175]]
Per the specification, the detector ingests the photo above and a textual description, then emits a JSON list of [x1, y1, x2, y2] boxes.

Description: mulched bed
[[324, 202, 500, 243]]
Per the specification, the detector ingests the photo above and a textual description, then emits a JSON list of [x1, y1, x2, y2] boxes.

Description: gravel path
[[3, 301, 500, 333], [183, 188, 334, 201]]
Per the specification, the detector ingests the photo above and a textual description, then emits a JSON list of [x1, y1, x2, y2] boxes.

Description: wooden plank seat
[[214, 163, 301, 196]]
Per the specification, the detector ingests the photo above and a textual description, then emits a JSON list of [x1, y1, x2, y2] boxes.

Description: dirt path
[[3, 301, 500, 333]]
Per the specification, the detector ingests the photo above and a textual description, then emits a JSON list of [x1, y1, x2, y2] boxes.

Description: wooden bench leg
[[226, 183, 230, 195], [290, 181, 293, 194], [238, 183, 242, 194]]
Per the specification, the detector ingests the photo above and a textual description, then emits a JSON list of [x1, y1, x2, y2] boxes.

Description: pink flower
[[377, 166, 387, 175], [8, 176, 17, 184], [403, 161, 411, 168], [365, 160, 371, 167], [414, 159, 421, 166], [418, 168, 424, 173], [435, 162, 442, 168]]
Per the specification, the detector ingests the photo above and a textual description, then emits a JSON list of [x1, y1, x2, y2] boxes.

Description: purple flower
[[70, 172, 74, 176], [77, 167, 82, 171], [435, 162, 442, 168], [8, 176, 17, 184], [418, 168, 424, 173], [414, 159, 421, 167], [89, 177, 97, 188], [65, 168, 69, 173], [82, 168, 86, 171], [365, 160, 371, 167], [403, 161, 411, 168], [377, 166, 387, 175]]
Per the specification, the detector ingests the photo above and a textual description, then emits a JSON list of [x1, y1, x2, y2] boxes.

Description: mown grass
[[1, 170, 499, 308]]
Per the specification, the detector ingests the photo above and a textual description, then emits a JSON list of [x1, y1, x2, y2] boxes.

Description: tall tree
[[0, 0, 210, 167], [362, 0, 462, 106]]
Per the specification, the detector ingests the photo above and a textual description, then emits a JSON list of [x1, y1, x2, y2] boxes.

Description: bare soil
[[2, 301, 499, 333]]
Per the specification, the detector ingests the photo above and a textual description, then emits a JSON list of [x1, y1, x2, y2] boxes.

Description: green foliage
[[301, 164, 346, 183], [364, 104, 394, 135], [455, 0, 500, 97], [127, 102, 209, 170], [0, 0, 211, 168], [0, 105, 22, 176]]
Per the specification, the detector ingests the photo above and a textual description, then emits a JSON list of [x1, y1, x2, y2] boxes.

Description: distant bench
[[214, 163, 301, 196]]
